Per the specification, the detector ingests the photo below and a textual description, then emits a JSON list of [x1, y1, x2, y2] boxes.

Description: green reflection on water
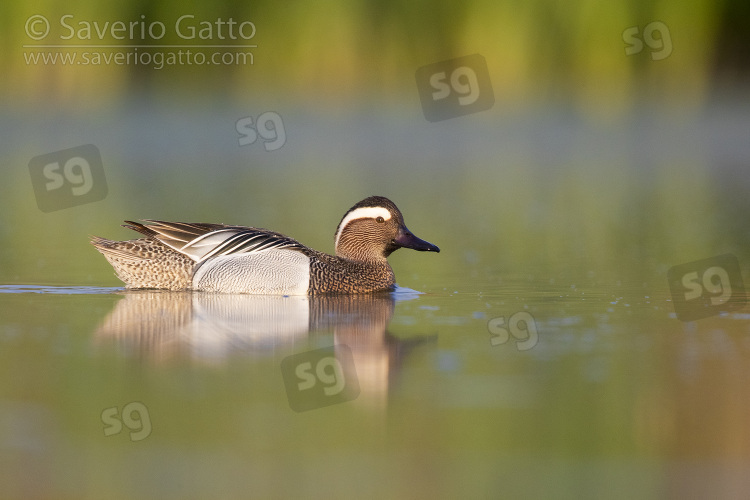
[[0, 278, 748, 499], [1, 155, 745, 289], [2, 122, 750, 498]]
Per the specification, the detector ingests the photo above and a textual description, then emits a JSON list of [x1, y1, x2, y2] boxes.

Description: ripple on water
[[0, 285, 122, 295], [0, 284, 424, 298]]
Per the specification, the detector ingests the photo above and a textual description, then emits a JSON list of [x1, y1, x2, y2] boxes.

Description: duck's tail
[[91, 235, 195, 290]]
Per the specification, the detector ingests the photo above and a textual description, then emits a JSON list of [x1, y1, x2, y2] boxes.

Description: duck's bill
[[394, 227, 440, 253]]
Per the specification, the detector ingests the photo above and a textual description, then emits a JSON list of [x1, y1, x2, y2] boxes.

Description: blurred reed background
[[3, 0, 748, 109], [0, 0, 749, 287]]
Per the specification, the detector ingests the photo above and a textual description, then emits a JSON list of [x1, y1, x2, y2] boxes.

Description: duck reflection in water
[[93, 289, 436, 407]]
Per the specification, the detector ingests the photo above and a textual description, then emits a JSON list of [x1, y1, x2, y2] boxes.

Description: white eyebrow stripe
[[334, 206, 392, 249]]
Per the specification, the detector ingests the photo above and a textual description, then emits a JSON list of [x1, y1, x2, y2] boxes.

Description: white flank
[[192, 249, 310, 294], [334, 206, 392, 249]]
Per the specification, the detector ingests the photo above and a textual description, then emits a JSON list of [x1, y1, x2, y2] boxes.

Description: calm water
[[1, 272, 749, 499], [2, 99, 750, 498]]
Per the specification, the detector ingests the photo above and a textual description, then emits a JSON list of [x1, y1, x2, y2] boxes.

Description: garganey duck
[[91, 196, 439, 294]]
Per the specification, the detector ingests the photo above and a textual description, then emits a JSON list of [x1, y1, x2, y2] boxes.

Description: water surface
[[1, 273, 748, 499], [2, 99, 750, 499]]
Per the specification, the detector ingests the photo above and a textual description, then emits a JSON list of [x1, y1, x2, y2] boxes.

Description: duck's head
[[334, 196, 440, 262]]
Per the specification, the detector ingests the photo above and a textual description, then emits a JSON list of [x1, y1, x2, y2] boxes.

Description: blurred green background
[[4, 0, 750, 108], [1, 0, 749, 287]]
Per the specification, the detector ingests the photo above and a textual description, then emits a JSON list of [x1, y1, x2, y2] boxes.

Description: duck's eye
[[376, 216, 385, 223]]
